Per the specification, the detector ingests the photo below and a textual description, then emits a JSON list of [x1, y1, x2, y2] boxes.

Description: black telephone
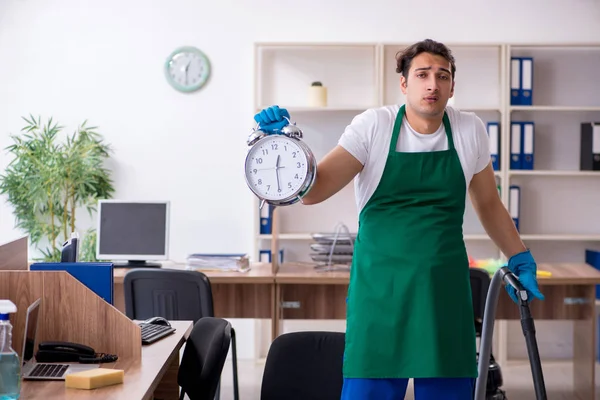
[[35, 341, 118, 364]]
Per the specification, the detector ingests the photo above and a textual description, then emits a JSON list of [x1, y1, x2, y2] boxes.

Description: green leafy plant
[[0, 115, 115, 261]]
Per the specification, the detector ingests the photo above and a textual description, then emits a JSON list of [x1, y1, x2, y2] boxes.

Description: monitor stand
[[113, 260, 162, 269]]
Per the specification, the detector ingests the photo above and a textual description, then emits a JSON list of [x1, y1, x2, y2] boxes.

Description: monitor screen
[[22, 298, 41, 364], [96, 201, 170, 261]]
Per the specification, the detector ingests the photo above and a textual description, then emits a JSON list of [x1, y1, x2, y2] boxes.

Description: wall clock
[[164, 46, 211, 92]]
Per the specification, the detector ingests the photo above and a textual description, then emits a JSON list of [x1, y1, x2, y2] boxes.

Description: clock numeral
[[271, 143, 278, 150], [262, 149, 268, 155], [296, 162, 301, 168], [258, 179, 262, 185], [284, 145, 288, 151], [288, 182, 292, 189], [253, 169, 257, 174], [256, 158, 263, 164], [294, 174, 299, 179], [292, 152, 297, 158], [267, 185, 270, 191]]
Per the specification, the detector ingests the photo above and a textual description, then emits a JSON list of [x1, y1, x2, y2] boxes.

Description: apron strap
[[389, 105, 455, 153]]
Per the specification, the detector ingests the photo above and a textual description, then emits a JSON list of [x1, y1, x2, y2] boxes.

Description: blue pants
[[341, 377, 474, 400]]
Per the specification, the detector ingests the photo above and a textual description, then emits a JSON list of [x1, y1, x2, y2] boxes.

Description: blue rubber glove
[[505, 249, 545, 304], [253, 105, 290, 134]]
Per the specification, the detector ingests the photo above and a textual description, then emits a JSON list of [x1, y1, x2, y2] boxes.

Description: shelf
[[520, 234, 600, 241], [510, 106, 600, 112], [259, 233, 491, 241], [464, 234, 491, 240], [509, 170, 600, 177], [258, 234, 312, 240], [255, 106, 371, 113]]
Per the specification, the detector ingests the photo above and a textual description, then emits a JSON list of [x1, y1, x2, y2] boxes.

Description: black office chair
[[470, 267, 506, 399], [178, 317, 232, 400], [123, 268, 239, 400], [470, 267, 491, 336], [261, 331, 345, 400]]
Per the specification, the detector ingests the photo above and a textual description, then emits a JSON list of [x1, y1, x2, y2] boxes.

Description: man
[[254, 38, 544, 400]]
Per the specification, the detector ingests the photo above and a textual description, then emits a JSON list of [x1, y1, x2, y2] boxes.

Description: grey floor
[[216, 359, 600, 400]]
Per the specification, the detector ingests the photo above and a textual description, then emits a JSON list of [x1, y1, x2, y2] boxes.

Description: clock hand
[[256, 166, 284, 171], [275, 155, 281, 192]]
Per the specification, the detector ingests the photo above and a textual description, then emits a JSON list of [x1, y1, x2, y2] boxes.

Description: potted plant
[[0, 115, 115, 261]]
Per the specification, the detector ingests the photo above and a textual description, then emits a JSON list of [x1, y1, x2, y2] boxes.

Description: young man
[[254, 38, 544, 400]]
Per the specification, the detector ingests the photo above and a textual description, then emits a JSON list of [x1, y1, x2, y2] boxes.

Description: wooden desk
[[109, 262, 600, 399], [20, 320, 193, 400], [275, 262, 600, 400], [113, 263, 277, 340]]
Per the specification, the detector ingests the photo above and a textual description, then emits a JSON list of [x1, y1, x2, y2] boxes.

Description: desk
[[111, 262, 600, 399], [20, 320, 193, 400], [113, 263, 277, 340]]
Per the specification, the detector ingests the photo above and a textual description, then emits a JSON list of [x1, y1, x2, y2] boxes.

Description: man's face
[[400, 52, 454, 118]]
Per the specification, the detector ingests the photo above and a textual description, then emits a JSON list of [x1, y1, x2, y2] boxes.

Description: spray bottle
[[0, 300, 20, 400]]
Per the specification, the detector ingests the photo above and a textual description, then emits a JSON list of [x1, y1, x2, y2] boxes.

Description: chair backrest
[[178, 317, 232, 400], [123, 268, 214, 322], [470, 267, 491, 322], [261, 331, 345, 400]]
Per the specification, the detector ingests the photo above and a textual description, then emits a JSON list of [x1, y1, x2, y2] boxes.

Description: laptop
[[21, 298, 99, 380]]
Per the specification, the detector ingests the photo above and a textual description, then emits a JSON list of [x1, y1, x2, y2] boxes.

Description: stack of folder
[[186, 254, 250, 272], [511, 57, 534, 106], [510, 121, 535, 170], [309, 232, 356, 265]]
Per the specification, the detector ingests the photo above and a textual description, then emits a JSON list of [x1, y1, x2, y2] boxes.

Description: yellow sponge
[[65, 368, 124, 390]]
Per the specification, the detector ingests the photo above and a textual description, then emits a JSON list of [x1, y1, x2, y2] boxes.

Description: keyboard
[[138, 322, 176, 345], [29, 363, 69, 378]]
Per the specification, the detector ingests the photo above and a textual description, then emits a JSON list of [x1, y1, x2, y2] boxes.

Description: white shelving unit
[[253, 41, 600, 267], [252, 41, 600, 363]]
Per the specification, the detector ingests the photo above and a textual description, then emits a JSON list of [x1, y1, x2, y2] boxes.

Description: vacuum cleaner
[[474, 267, 547, 400]]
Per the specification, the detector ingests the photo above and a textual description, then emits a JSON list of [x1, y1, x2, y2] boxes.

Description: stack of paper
[[186, 253, 250, 272]]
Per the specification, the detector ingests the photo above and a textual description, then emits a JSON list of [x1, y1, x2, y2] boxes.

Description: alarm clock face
[[245, 135, 311, 202]]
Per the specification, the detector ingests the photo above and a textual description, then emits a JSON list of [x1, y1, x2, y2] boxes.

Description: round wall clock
[[164, 46, 211, 92]]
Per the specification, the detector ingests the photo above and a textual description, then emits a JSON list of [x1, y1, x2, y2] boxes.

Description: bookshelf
[[252, 42, 600, 269]]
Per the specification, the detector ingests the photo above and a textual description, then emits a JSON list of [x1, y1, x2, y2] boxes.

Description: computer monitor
[[22, 298, 41, 365], [96, 200, 170, 268]]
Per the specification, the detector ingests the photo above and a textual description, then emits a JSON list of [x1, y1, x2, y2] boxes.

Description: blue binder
[[30, 262, 114, 305], [259, 249, 284, 263], [510, 122, 523, 169], [521, 121, 535, 170], [259, 204, 273, 235], [487, 122, 500, 171], [520, 57, 534, 106], [510, 57, 521, 105], [509, 185, 521, 232]]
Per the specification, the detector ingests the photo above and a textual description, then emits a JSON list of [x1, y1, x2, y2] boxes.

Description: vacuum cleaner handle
[[474, 267, 547, 400]]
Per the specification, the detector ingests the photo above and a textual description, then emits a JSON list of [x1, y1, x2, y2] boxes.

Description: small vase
[[308, 81, 327, 107]]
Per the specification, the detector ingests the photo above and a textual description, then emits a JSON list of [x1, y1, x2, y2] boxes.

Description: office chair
[[261, 331, 345, 400], [470, 267, 505, 399], [123, 268, 239, 400], [178, 317, 232, 400]]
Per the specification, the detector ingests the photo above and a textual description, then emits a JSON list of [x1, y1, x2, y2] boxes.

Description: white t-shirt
[[338, 104, 491, 213]]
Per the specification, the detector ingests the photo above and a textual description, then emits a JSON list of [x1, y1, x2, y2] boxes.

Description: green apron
[[343, 104, 478, 379]]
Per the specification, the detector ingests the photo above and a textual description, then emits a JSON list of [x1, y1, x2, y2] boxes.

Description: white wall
[[1, 0, 600, 360]]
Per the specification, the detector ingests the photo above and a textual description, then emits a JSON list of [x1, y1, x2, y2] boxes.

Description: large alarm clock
[[244, 118, 317, 207]]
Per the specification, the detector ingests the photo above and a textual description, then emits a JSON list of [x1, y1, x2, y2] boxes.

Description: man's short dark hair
[[396, 39, 456, 80]]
